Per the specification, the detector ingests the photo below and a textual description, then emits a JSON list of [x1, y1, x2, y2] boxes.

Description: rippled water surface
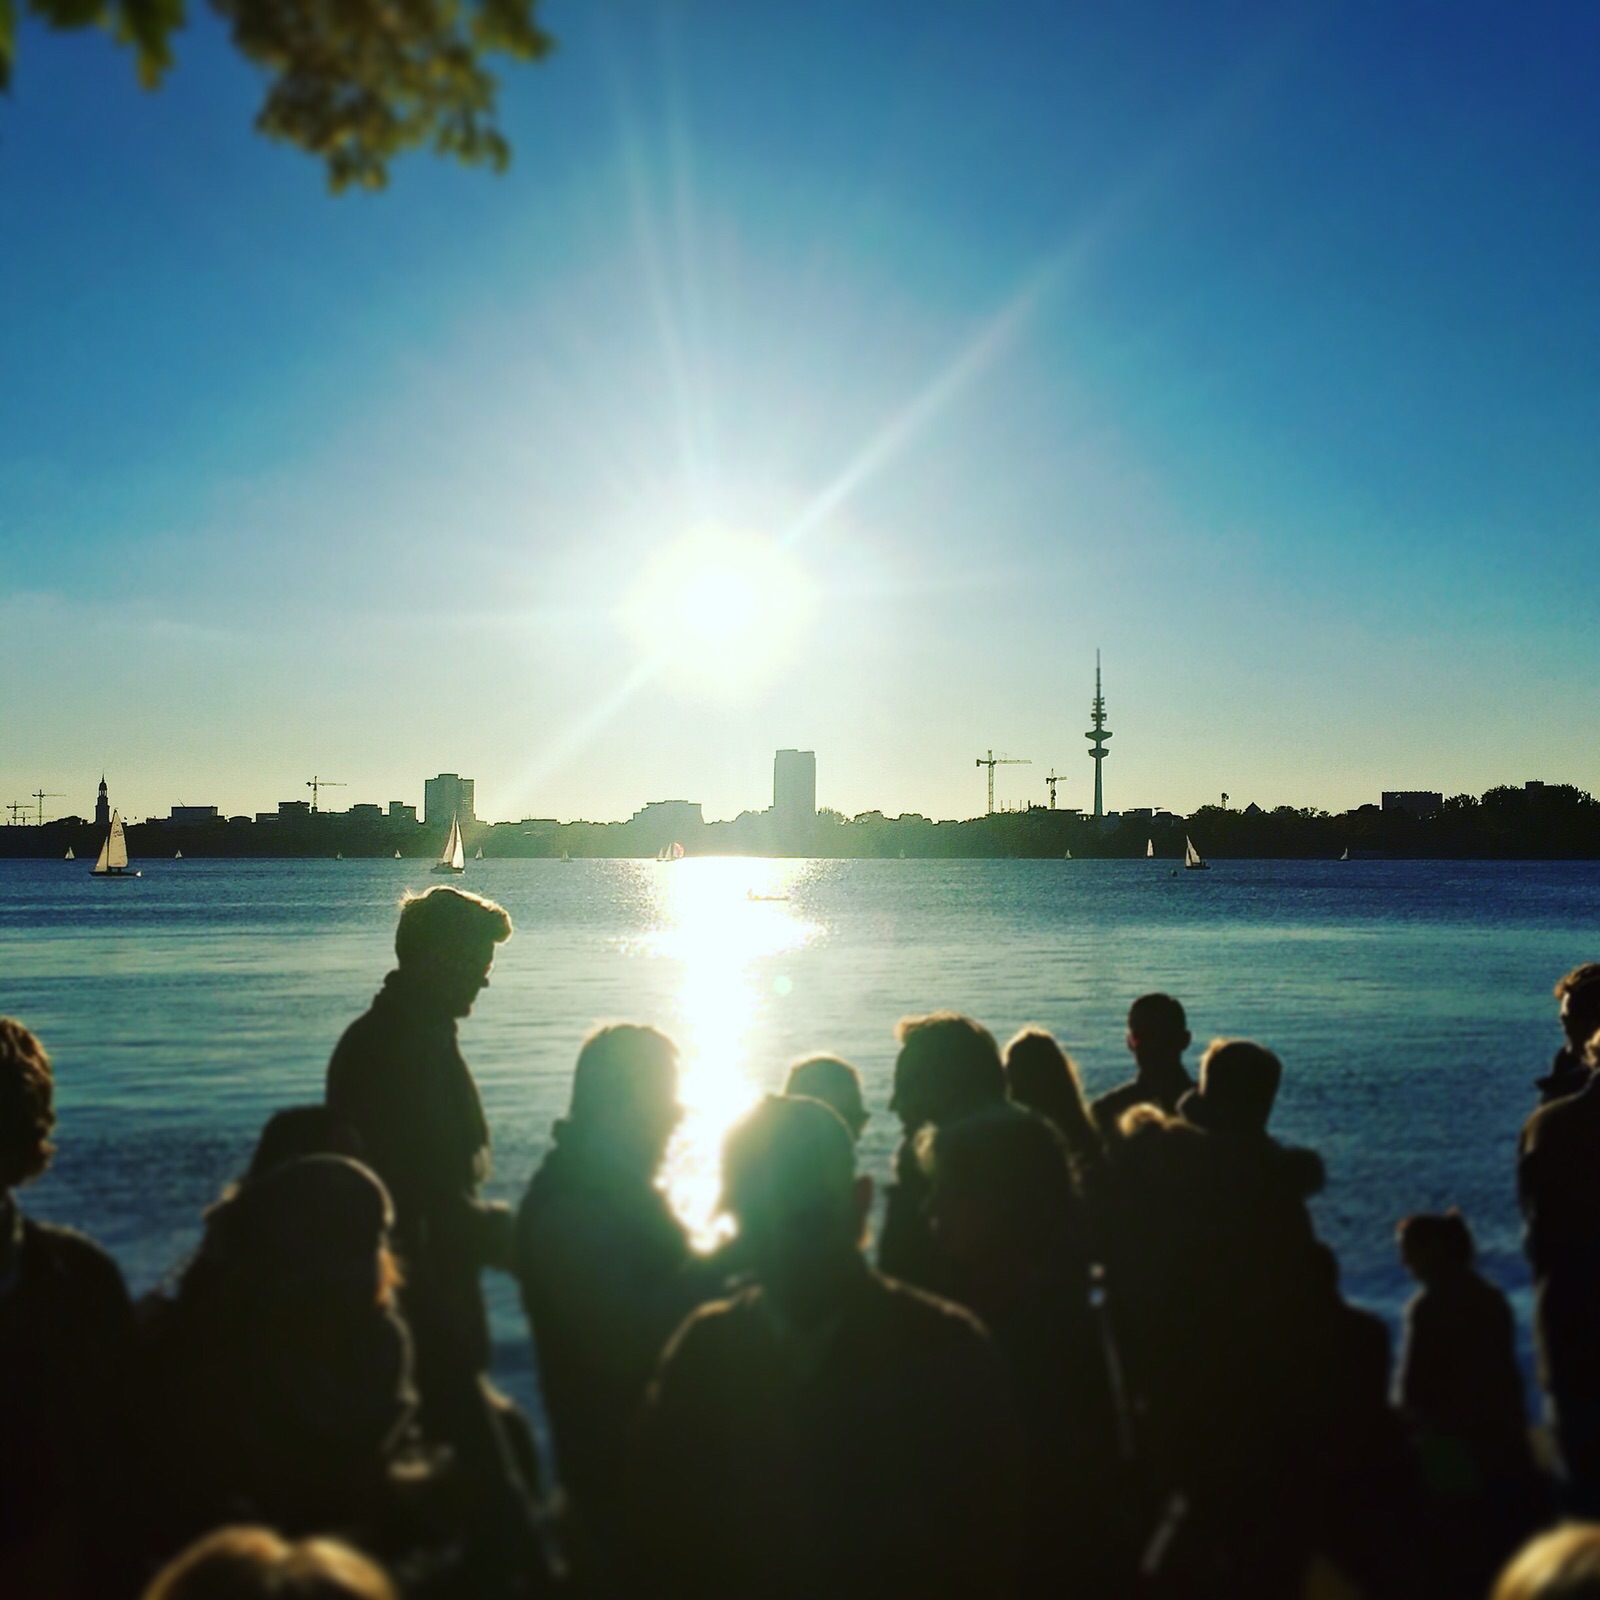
[[4, 854, 1597, 1404]]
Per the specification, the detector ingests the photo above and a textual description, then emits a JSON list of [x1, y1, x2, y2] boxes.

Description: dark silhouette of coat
[[514, 1124, 705, 1564], [636, 1263, 1022, 1600], [327, 972, 508, 1398], [0, 1213, 137, 1599]]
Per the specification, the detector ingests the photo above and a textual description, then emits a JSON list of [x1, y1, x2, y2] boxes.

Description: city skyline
[[3, 5, 1597, 822]]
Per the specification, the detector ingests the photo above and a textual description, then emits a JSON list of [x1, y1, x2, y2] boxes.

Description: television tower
[[1085, 651, 1111, 818]]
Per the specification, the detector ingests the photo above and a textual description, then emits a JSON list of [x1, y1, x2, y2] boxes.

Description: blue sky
[[2, 1, 1596, 824]]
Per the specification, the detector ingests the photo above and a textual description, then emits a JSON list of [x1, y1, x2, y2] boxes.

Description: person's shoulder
[[22, 1218, 132, 1313], [868, 1271, 992, 1351], [1089, 1079, 1139, 1123]]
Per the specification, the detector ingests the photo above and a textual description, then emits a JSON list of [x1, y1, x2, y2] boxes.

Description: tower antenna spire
[[1085, 650, 1111, 818]]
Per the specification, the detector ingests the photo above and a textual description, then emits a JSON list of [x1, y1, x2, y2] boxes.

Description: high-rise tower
[[1085, 653, 1111, 817], [95, 776, 110, 829]]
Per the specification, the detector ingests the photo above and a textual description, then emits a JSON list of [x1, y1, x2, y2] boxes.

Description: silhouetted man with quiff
[[636, 1094, 1021, 1599], [327, 887, 514, 1451], [1537, 962, 1600, 1104], [1089, 992, 1194, 1137]]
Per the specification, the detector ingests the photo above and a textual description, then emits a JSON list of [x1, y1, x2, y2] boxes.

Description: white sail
[[1184, 835, 1205, 869], [474, 846, 483, 860], [174, 850, 183, 860], [1340, 847, 1349, 862], [64, 847, 75, 860], [93, 811, 129, 874], [433, 816, 465, 873], [1147, 839, 1154, 858]]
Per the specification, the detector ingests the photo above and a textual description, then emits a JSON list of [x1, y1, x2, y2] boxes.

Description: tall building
[[1085, 653, 1112, 818], [424, 773, 476, 828], [771, 745, 819, 851], [94, 776, 110, 829]]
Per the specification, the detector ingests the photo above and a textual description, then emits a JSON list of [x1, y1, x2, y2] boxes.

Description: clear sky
[[2, 1, 1597, 825]]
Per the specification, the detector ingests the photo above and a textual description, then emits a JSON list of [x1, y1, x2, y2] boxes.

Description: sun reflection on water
[[627, 856, 821, 1246]]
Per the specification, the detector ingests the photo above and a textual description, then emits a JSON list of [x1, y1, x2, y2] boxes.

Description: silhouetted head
[[1180, 1038, 1282, 1136], [563, 1024, 681, 1173], [1492, 1524, 1600, 1600], [205, 1155, 398, 1313], [1126, 993, 1191, 1070], [721, 1095, 871, 1321], [1397, 1210, 1475, 1285], [247, 1106, 365, 1181], [783, 1054, 869, 1140], [0, 1018, 55, 1193], [920, 1104, 1080, 1277], [889, 1012, 1005, 1134], [1002, 1026, 1097, 1150], [394, 886, 512, 1017], [144, 1525, 397, 1599], [1556, 964, 1600, 1055]]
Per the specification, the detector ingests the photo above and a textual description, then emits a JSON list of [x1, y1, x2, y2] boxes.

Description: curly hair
[[0, 1018, 56, 1191]]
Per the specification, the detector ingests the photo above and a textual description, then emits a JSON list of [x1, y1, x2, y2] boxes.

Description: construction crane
[[6, 802, 29, 826], [975, 750, 1031, 815], [306, 776, 347, 814], [1046, 770, 1067, 809], [32, 790, 63, 825]]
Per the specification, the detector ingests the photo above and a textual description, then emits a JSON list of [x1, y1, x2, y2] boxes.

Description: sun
[[621, 529, 812, 694]]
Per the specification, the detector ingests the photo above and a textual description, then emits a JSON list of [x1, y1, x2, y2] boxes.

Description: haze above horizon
[[3, 2, 1596, 826]]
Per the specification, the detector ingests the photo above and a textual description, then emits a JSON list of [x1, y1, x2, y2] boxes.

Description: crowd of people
[[6, 887, 1600, 1598]]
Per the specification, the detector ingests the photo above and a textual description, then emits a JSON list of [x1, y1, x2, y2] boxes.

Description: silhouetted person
[[248, 1105, 365, 1180], [140, 1156, 417, 1556], [144, 1526, 397, 1600], [921, 1104, 1127, 1594], [1538, 963, 1600, 1104], [1089, 992, 1194, 1137], [514, 1024, 704, 1587], [1002, 1025, 1103, 1182], [1397, 1211, 1537, 1597], [877, 1012, 1006, 1295], [1104, 1041, 1330, 1596], [1493, 1523, 1600, 1600], [0, 1017, 138, 1600], [326, 887, 514, 1451], [1520, 1041, 1600, 1515], [783, 1053, 869, 1141], [636, 1094, 1022, 1599]]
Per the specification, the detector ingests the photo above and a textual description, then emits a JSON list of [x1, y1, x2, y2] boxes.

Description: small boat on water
[[394, 849, 402, 860], [1184, 835, 1210, 871], [432, 816, 466, 874], [336, 852, 344, 860], [64, 847, 74, 860], [1063, 849, 1073, 860], [174, 850, 183, 860], [656, 842, 684, 862], [1147, 838, 1154, 858], [1339, 847, 1350, 862], [474, 846, 483, 861], [91, 811, 139, 878]]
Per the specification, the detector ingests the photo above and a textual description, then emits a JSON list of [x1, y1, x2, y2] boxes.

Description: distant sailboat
[[433, 816, 466, 874], [336, 852, 344, 860], [1064, 849, 1073, 860], [1183, 835, 1210, 872], [174, 850, 183, 860], [1147, 838, 1154, 858], [1339, 847, 1350, 862], [655, 842, 685, 862], [91, 811, 138, 878], [474, 846, 483, 860], [64, 847, 74, 860]]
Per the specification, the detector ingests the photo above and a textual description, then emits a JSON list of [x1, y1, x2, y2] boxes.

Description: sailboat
[[1339, 847, 1350, 862], [1147, 838, 1154, 858], [64, 847, 74, 860], [174, 850, 183, 860], [91, 811, 138, 878], [432, 816, 466, 874], [1183, 835, 1210, 872], [474, 846, 483, 861], [394, 849, 402, 859]]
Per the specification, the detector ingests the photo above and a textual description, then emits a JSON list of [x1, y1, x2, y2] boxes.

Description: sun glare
[[620, 530, 811, 694]]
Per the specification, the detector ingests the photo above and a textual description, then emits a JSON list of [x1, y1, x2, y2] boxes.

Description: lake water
[[3, 854, 1595, 1416]]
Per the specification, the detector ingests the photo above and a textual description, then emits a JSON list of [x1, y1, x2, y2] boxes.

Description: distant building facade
[[388, 801, 417, 824], [167, 806, 220, 827], [95, 777, 110, 829], [345, 803, 383, 823], [773, 748, 817, 822], [278, 800, 311, 821], [424, 774, 476, 828], [1382, 791, 1443, 817]]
